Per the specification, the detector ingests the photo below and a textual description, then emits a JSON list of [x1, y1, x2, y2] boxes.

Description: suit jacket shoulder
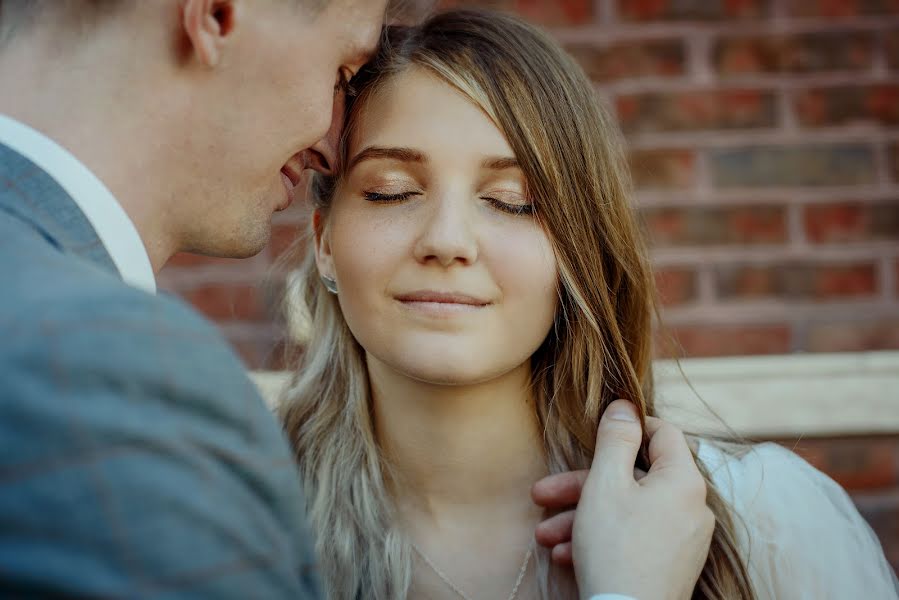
[[0, 158, 320, 599]]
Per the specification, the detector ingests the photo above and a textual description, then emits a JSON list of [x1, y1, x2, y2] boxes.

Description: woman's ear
[[313, 208, 336, 280], [181, 0, 237, 67]]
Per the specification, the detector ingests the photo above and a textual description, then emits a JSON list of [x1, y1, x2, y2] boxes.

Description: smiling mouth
[[394, 291, 491, 312]]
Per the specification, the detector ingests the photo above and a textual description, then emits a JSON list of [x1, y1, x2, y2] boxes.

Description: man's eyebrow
[[347, 146, 426, 171], [482, 157, 520, 170]]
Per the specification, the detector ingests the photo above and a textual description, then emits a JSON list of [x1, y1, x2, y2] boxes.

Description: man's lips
[[280, 163, 303, 188]]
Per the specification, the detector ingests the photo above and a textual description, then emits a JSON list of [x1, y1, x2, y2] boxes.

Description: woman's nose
[[412, 195, 479, 268]]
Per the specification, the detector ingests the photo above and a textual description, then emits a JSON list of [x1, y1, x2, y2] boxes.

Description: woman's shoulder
[[695, 440, 824, 515], [694, 439, 899, 599]]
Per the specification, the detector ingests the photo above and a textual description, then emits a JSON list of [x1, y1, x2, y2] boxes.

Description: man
[[0, 1, 712, 597]]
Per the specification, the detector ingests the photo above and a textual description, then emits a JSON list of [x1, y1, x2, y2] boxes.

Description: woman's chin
[[388, 356, 511, 387]]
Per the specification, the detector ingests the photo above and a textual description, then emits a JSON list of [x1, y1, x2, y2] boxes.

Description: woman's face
[[315, 67, 558, 385]]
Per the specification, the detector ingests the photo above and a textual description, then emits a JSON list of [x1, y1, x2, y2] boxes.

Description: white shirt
[[0, 114, 156, 294]]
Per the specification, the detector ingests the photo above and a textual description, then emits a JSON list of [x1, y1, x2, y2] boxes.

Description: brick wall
[[160, 0, 899, 366], [158, 0, 899, 574]]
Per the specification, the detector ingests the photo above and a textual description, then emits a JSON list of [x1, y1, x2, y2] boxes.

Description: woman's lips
[[394, 291, 491, 315]]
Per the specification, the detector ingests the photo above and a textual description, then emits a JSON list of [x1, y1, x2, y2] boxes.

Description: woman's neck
[[369, 355, 548, 524]]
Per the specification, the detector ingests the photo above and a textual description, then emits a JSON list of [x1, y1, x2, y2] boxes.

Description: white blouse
[[697, 440, 899, 599]]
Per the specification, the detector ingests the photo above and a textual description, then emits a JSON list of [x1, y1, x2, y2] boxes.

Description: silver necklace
[[410, 540, 534, 600]]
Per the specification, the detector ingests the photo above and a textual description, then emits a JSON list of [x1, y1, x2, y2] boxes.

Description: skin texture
[[0, 0, 385, 268]]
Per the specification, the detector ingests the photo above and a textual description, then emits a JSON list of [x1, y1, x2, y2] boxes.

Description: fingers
[[592, 399, 642, 483], [535, 510, 575, 548], [645, 417, 695, 474], [531, 470, 589, 509], [551, 542, 573, 566]]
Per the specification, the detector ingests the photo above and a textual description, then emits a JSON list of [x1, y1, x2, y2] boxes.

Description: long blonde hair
[[279, 9, 755, 600]]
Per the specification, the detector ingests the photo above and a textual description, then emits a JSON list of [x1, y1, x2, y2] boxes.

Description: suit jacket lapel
[[0, 142, 120, 278]]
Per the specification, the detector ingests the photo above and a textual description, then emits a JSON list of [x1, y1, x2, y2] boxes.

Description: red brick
[[184, 284, 267, 322], [437, 0, 595, 26], [654, 266, 698, 306], [853, 492, 899, 577], [642, 205, 787, 247], [710, 144, 877, 188], [629, 149, 696, 189], [807, 320, 899, 352], [888, 29, 899, 70], [716, 262, 879, 300], [617, 89, 777, 133], [618, 0, 766, 21], [804, 202, 899, 243], [656, 324, 792, 357], [714, 32, 875, 75], [784, 437, 899, 490], [890, 142, 899, 182], [794, 84, 899, 127], [269, 224, 308, 263], [788, 0, 899, 17], [567, 40, 685, 82]]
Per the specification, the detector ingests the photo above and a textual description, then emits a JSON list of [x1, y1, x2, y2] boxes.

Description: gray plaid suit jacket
[[0, 143, 321, 599]]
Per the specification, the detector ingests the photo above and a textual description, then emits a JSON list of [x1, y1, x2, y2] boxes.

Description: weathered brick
[[794, 84, 899, 127], [617, 89, 777, 133], [184, 284, 267, 322], [716, 261, 879, 299], [887, 29, 899, 70], [629, 149, 696, 189], [654, 266, 698, 306], [269, 224, 308, 263], [806, 319, 899, 351], [227, 334, 288, 371], [788, 0, 899, 17], [643, 205, 787, 246], [566, 40, 686, 82], [714, 32, 875, 75], [890, 141, 899, 182], [854, 492, 899, 577], [438, 0, 595, 26], [709, 144, 877, 188], [804, 201, 899, 243], [785, 437, 899, 490], [618, 0, 767, 21], [656, 324, 792, 357]]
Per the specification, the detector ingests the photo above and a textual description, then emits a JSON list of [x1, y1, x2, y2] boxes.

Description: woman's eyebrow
[[346, 146, 426, 171], [482, 156, 519, 170]]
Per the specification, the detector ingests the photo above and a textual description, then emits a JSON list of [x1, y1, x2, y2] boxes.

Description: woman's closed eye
[[363, 191, 422, 203], [363, 190, 534, 216], [482, 195, 534, 216]]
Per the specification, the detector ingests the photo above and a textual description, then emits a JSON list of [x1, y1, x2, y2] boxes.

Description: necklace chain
[[410, 540, 534, 600]]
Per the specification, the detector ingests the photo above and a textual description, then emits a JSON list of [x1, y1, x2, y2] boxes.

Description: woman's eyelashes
[[362, 190, 534, 216]]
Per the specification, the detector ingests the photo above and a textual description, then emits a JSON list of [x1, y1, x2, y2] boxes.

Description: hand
[[531, 400, 714, 600]]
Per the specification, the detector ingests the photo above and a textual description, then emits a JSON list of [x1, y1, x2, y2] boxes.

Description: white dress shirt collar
[[0, 114, 156, 294]]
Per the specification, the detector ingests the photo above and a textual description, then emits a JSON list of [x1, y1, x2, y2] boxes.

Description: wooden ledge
[[252, 351, 899, 438]]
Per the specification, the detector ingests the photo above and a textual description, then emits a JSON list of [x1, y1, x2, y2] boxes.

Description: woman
[[278, 9, 898, 600]]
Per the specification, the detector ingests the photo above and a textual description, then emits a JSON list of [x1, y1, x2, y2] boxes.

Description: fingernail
[[606, 401, 637, 422]]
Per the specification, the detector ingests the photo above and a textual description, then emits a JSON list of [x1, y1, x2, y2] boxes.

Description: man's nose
[[302, 89, 347, 176]]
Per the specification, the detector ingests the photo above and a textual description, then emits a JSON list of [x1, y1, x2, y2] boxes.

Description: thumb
[[591, 399, 643, 484]]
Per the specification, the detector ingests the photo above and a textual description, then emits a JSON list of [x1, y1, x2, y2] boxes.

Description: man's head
[[0, 0, 385, 263]]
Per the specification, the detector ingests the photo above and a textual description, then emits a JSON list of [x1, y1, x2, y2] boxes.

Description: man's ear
[[181, 0, 237, 67], [313, 209, 336, 280]]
